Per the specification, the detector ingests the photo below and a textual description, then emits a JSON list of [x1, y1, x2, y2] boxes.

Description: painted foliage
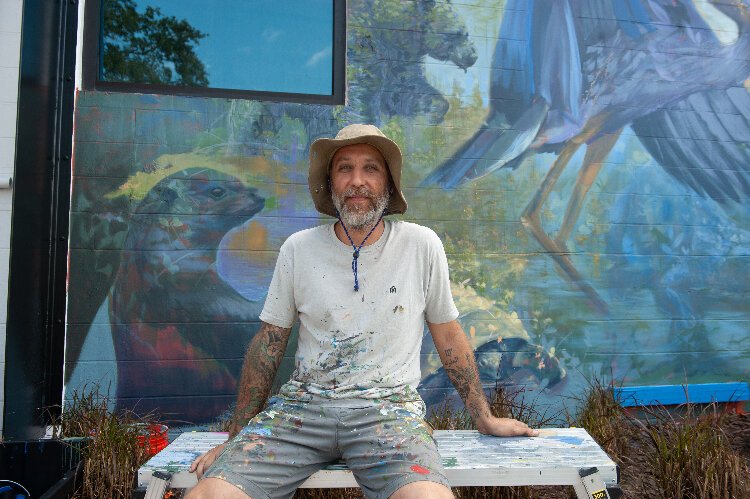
[[66, 0, 750, 423]]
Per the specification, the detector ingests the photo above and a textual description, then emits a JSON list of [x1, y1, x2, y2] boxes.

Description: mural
[[424, 0, 750, 314], [66, 0, 750, 424]]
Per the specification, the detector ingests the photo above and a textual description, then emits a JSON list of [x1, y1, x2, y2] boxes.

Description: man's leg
[[340, 400, 452, 499], [389, 481, 454, 499], [192, 396, 338, 499], [185, 477, 251, 499]]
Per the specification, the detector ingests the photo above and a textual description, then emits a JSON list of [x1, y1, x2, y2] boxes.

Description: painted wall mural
[[66, 0, 750, 425]]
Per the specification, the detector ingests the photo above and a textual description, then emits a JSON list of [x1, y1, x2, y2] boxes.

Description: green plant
[[52, 385, 158, 499], [51, 384, 111, 439], [489, 385, 559, 428], [427, 400, 474, 431], [77, 412, 152, 498], [721, 412, 750, 469], [568, 377, 631, 459], [639, 406, 750, 499], [569, 378, 750, 498]]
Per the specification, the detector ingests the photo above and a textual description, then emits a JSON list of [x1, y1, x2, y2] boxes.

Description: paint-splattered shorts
[[204, 394, 450, 499]]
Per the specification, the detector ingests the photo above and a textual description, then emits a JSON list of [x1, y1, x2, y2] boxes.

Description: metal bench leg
[[144, 471, 172, 499], [575, 467, 610, 499]]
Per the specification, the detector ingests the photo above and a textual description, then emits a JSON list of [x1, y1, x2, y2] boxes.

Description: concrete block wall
[[0, 0, 24, 435], [64, 0, 750, 427]]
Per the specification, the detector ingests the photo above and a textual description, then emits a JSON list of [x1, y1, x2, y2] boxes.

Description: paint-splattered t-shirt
[[260, 220, 459, 402]]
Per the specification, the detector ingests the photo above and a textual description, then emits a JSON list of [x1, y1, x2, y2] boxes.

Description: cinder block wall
[[0, 0, 24, 435], [64, 1, 750, 424]]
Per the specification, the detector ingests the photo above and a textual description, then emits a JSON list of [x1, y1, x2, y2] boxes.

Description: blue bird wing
[[572, 0, 663, 40], [574, 0, 703, 42], [423, 0, 720, 190], [424, 0, 581, 188], [421, 99, 548, 188], [488, 0, 537, 111], [632, 87, 750, 203]]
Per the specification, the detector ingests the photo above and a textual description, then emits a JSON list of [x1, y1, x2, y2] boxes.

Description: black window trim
[[82, 0, 346, 105]]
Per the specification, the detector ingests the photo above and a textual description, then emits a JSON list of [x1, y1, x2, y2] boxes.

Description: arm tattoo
[[231, 322, 292, 435], [440, 346, 491, 422]]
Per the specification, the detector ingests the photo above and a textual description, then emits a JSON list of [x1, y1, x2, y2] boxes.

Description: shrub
[[53, 385, 157, 499]]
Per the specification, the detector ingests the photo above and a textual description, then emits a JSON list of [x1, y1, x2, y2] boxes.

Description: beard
[[332, 186, 390, 231]]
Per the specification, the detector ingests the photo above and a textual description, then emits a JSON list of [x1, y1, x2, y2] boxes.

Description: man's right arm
[[190, 321, 292, 478], [227, 321, 293, 437]]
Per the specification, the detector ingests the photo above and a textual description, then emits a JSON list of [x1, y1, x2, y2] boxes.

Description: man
[[187, 124, 537, 499]]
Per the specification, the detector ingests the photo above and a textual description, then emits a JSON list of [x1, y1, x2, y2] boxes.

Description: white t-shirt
[[259, 220, 459, 401]]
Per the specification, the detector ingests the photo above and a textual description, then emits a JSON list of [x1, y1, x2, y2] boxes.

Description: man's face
[[330, 143, 391, 230]]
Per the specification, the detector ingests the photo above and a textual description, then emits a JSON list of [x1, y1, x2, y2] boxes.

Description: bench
[[614, 382, 749, 414], [134, 429, 621, 499]]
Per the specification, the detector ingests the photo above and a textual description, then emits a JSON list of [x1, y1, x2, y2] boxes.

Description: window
[[83, 0, 345, 104]]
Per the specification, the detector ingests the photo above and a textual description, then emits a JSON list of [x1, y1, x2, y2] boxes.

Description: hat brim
[[308, 134, 407, 218]]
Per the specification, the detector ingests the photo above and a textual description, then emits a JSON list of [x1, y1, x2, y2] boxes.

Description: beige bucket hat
[[308, 124, 408, 217]]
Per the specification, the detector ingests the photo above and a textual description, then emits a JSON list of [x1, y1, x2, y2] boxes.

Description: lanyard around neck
[[335, 212, 385, 292]]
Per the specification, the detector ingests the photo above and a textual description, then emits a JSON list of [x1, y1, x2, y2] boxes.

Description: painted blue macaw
[[423, 0, 750, 313]]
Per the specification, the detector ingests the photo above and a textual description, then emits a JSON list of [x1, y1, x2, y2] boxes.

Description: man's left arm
[[428, 319, 539, 437]]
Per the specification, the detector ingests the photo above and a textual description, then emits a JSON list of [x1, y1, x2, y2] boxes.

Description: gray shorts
[[204, 395, 450, 499]]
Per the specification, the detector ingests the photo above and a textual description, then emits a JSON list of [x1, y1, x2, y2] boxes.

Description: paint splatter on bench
[[136, 428, 622, 498]]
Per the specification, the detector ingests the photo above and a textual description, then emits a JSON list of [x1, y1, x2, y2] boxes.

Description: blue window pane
[[100, 0, 334, 96]]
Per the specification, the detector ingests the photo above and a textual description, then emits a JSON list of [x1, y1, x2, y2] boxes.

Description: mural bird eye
[[209, 186, 226, 199]]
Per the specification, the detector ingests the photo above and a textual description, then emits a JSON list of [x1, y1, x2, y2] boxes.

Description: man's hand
[[475, 415, 539, 437], [189, 442, 228, 479]]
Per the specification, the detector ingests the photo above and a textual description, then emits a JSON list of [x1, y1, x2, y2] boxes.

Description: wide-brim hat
[[308, 124, 408, 217]]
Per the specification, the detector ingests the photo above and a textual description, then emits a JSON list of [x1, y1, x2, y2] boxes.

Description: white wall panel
[[0, 0, 24, 437]]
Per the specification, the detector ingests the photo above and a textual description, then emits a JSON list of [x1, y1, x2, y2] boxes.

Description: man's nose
[[350, 166, 366, 186]]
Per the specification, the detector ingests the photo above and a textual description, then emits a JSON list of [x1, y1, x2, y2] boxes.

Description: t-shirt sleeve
[[259, 239, 298, 328], [424, 231, 459, 324]]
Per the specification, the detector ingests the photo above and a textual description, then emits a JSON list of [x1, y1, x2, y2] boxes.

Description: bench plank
[[137, 428, 618, 490]]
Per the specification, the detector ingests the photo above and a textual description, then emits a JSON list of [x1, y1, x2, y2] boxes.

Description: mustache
[[342, 187, 375, 199]]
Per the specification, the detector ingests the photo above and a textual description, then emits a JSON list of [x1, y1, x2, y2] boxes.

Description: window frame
[[82, 0, 346, 104]]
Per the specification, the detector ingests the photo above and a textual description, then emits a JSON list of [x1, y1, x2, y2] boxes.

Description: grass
[[568, 380, 750, 499], [567, 377, 631, 459], [50, 385, 158, 499], [638, 408, 749, 498]]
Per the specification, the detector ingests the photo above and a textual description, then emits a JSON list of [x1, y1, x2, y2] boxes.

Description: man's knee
[[389, 481, 454, 499], [184, 477, 251, 499]]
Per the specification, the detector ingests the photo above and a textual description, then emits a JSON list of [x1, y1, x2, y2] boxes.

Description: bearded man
[[187, 124, 537, 499]]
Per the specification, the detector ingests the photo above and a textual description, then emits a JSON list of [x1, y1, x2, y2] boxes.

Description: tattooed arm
[[428, 320, 538, 437], [190, 321, 292, 478], [227, 321, 293, 437]]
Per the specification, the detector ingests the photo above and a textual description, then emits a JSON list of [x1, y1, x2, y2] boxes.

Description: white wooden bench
[[135, 429, 621, 499]]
